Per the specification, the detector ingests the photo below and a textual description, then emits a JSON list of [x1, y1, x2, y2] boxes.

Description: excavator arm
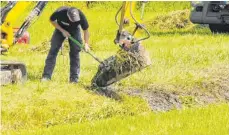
[[0, 1, 48, 85], [91, 1, 151, 88], [114, 1, 150, 49], [1, 2, 31, 48], [0, 1, 48, 52], [1, 1, 17, 24], [15, 1, 48, 41]]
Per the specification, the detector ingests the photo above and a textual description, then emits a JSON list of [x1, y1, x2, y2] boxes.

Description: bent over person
[[41, 6, 90, 83]]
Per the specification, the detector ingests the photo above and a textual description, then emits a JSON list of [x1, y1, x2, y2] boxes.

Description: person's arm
[[79, 10, 90, 51], [50, 21, 70, 37], [83, 29, 89, 43], [83, 29, 90, 51]]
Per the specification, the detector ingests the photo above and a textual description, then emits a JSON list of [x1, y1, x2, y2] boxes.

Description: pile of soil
[[124, 65, 229, 112], [149, 10, 192, 30]]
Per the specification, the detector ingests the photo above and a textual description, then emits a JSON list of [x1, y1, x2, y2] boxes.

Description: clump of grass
[[92, 43, 151, 87], [149, 10, 192, 30], [115, 47, 151, 70]]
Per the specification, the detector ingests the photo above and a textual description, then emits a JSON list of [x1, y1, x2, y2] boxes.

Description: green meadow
[[1, 2, 229, 135]]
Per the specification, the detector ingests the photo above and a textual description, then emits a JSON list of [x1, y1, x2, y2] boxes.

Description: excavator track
[[0, 61, 27, 85]]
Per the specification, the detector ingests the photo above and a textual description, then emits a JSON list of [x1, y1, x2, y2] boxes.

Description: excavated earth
[[147, 10, 193, 30], [124, 65, 229, 111]]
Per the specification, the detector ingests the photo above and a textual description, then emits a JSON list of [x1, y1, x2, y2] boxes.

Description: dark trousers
[[42, 29, 82, 81]]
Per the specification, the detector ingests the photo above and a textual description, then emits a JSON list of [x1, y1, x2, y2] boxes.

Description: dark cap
[[67, 7, 80, 22]]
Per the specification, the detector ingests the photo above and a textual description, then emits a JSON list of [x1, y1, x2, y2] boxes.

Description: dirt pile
[[149, 10, 192, 30], [125, 65, 229, 112], [126, 89, 182, 111]]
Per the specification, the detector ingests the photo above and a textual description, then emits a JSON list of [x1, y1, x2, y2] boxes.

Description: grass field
[[7, 104, 229, 135], [1, 2, 229, 135]]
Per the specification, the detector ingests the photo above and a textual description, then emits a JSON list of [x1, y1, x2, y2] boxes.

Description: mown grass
[[7, 104, 229, 135], [1, 1, 229, 134]]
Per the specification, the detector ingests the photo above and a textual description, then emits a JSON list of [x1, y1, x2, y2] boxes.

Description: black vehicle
[[190, 1, 229, 33]]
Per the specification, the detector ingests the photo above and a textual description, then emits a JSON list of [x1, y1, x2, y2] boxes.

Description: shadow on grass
[[82, 84, 122, 101]]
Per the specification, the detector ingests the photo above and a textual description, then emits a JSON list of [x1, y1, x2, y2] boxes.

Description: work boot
[[70, 78, 78, 84], [41, 77, 51, 82]]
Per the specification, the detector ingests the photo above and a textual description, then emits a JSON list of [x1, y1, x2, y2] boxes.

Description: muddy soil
[[124, 65, 229, 111]]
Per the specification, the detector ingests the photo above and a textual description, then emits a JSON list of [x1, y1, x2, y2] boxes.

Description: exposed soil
[[124, 65, 229, 111]]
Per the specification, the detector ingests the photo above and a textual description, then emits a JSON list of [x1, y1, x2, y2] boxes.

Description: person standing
[[41, 6, 90, 83]]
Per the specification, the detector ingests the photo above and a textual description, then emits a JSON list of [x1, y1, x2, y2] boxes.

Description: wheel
[[209, 24, 229, 33]]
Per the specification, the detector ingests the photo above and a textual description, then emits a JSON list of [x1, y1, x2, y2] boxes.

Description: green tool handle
[[69, 36, 103, 64]]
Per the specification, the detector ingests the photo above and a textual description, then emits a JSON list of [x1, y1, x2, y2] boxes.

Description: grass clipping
[[149, 10, 192, 30], [115, 49, 149, 73], [92, 43, 151, 87], [111, 43, 152, 79]]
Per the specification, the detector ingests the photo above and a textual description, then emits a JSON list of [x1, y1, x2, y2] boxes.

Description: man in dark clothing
[[41, 7, 90, 83]]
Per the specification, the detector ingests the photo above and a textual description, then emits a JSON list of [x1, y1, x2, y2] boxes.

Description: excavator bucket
[[91, 32, 151, 88]]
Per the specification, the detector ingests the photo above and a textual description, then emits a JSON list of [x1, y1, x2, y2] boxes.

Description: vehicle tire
[[209, 24, 229, 33]]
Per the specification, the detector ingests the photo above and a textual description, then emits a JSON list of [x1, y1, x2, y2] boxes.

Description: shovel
[[68, 36, 103, 64]]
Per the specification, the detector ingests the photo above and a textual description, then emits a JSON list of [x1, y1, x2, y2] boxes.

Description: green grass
[[6, 104, 229, 135], [1, 1, 229, 134]]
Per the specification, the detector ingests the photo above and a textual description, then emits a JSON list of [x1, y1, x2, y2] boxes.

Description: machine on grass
[[0, 1, 48, 85], [190, 1, 229, 33]]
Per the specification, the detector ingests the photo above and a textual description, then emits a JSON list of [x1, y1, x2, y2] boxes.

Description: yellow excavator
[[0, 1, 48, 85], [114, 1, 149, 45]]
